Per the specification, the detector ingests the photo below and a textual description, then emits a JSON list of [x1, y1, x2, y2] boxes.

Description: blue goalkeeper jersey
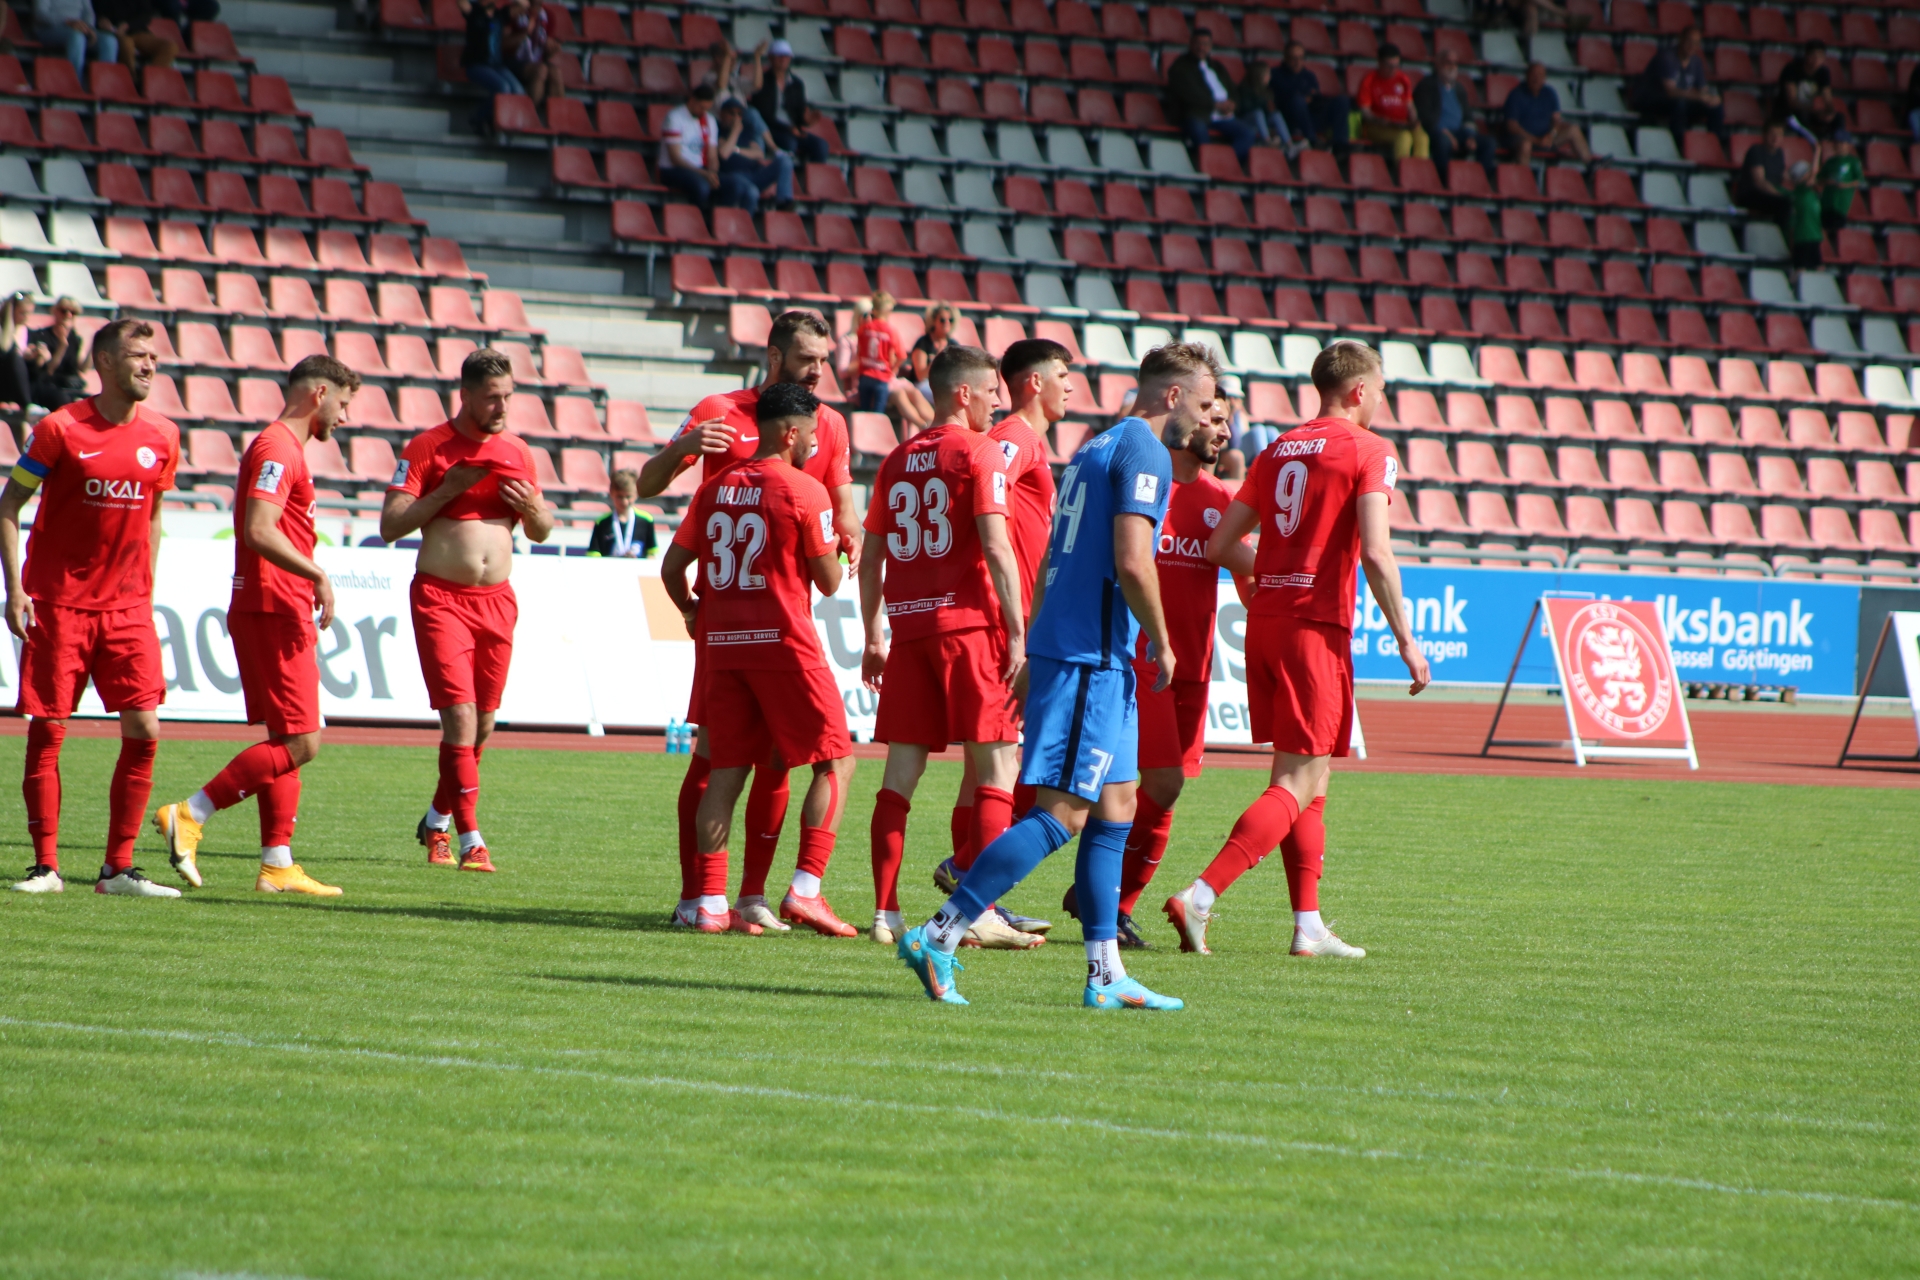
[[1027, 416, 1173, 669]]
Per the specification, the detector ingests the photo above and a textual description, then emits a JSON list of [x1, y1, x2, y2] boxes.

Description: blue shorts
[[1018, 656, 1138, 800]]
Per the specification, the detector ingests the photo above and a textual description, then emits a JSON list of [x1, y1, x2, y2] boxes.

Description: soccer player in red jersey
[[659, 382, 858, 937], [930, 339, 1063, 897], [1, 319, 182, 897], [382, 348, 554, 873], [1062, 392, 1249, 946], [860, 345, 1031, 948], [1167, 341, 1429, 956], [152, 356, 360, 896], [638, 310, 859, 932]]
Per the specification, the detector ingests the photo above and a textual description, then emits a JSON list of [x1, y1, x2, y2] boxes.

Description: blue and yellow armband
[[10, 457, 49, 491]]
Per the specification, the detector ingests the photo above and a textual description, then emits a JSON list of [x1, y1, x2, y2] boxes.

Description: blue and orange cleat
[[897, 926, 967, 1004], [1083, 977, 1184, 1011]]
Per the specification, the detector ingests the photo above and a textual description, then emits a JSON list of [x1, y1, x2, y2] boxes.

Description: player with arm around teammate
[[2, 318, 181, 897], [1166, 340, 1429, 957], [152, 355, 360, 895], [861, 345, 1030, 948], [640, 310, 859, 932], [382, 348, 555, 874], [895, 342, 1219, 1010], [659, 383, 859, 936]]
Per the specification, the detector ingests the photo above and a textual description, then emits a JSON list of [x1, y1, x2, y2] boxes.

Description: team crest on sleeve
[[1382, 458, 1399, 489], [1203, 506, 1221, 528], [257, 460, 286, 494], [390, 460, 410, 486], [136, 446, 157, 470], [1133, 473, 1159, 502]]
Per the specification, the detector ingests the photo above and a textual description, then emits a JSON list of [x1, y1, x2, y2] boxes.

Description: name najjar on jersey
[[84, 478, 147, 500], [716, 484, 762, 505]]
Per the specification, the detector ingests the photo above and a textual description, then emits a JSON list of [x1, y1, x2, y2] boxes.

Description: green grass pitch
[[0, 735, 1915, 1278]]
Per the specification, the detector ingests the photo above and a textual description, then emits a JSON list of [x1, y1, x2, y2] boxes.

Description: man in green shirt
[[1817, 138, 1862, 238], [1787, 160, 1825, 270]]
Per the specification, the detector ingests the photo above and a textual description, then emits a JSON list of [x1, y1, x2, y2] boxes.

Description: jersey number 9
[[887, 478, 953, 560], [1273, 460, 1308, 538], [706, 511, 768, 590]]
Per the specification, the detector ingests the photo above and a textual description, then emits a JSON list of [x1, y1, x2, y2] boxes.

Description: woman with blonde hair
[[909, 303, 957, 403]]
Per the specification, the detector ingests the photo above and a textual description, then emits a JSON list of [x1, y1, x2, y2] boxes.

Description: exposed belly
[[415, 516, 516, 586]]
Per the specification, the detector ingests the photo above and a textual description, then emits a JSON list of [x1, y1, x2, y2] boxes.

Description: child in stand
[[855, 291, 909, 417]]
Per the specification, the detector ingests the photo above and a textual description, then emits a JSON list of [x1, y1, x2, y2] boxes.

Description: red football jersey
[[388, 422, 542, 523], [230, 421, 318, 616], [1136, 470, 1235, 683], [862, 423, 1010, 643], [15, 398, 179, 611], [674, 385, 853, 489], [988, 414, 1055, 615], [855, 320, 907, 383], [1237, 417, 1398, 631], [672, 456, 835, 670]]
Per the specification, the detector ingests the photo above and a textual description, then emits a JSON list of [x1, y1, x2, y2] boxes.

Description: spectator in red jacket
[[1356, 45, 1425, 161]]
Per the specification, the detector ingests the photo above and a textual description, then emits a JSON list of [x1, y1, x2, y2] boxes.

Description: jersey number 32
[[706, 511, 767, 590]]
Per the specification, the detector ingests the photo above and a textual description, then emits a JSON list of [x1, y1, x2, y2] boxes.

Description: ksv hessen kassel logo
[[1564, 602, 1673, 737], [136, 446, 157, 469]]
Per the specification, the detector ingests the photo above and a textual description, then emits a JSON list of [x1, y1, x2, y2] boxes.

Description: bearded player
[[153, 355, 360, 896], [1061, 392, 1248, 946], [659, 383, 858, 936], [1167, 340, 1428, 957], [638, 310, 857, 932], [2, 319, 181, 897], [861, 345, 1030, 949], [896, 343, 1216, 1010], [383, 348, 553, 873], [930, 339, 1063, 934]]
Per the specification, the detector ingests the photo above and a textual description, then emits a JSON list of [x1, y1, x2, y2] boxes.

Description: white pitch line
[[3, 1017, 1913, 1215]]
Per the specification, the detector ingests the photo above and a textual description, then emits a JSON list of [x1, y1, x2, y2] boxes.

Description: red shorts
[[874, 628, 1019, 747], [1245, 617, 1354, 757], [16, 600, 165, 718], [229, 609, 321, 737], [687, 641, 707, 724], [410, 574, 517, 712], [1135, 670, 1209, 776], [705, 664, 850, 769]]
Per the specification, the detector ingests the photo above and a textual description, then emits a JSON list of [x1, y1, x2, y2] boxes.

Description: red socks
[[1117, 791, 1176, 915], [949, 804, 974, 868], [795, 824, 835, 880], [106, 737, 157, 872], [676, 753, 711, 901], [437, 743, 479, 834], [258, 771, 301, 848], [870, 787, 910, 912], [23, 718, 64, 870], [697, 848, 729, 899], [1281, 796, 1326, 912], [203, 741, 295, 811], [970, 786, 1013, 869], [738, 764, 790, 899], [1198, 785, 1301, 898], [1012, 782, 1037, 819]]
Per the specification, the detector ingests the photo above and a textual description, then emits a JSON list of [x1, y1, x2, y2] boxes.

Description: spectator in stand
[[660, 83, 749, 212], [1165, 30, 1258, 165], [1356, 44, 1425, 162], [715, 96, 794, 212], [455, 0, 523, 129], [586, 470, 657, 559], [94, 0, 174, 70], [1415, 50, 1495, 183], [33, 0, 117, 71], [1504, 61, 1592, 165], [1736, 120, 1795, 227], [24, 297, 87, 413], [909, 304, 956, 404], [750, 40, 829, 166], [854, 291, 910, 417], [1775, 41, 1848, 141], [1818, 137, 1862, 238], [1237, 55, 1285, 148], [0, 293, 32, 440], [840, 297, 932, 434], [1787, 158, 1823, 269], [1269, 41, 1351, 159], [1632, 26, 1724, 146], [502, 0, 564, 104]]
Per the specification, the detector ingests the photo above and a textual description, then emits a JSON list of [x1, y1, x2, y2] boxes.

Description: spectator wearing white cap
[[749, 38, 830, 164]]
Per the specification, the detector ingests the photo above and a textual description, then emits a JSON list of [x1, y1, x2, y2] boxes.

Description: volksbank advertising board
[[1338, 564, 1862, 697]]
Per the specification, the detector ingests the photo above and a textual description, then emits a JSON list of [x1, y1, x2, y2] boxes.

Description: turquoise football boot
[[898, 925, 968, 1004], [1083, 976, 1184, 1011]]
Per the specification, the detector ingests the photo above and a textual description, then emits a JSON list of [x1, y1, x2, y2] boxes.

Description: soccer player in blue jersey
[[896, 342, 1219, 1009]]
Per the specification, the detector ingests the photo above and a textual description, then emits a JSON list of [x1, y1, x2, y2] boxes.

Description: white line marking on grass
[[5, 1017, 1913, 1215]]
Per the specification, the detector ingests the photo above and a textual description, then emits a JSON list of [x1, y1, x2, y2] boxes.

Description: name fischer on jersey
[[1272, 438, 1328, 458]]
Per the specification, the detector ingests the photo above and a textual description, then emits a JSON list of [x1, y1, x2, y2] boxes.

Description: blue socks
[[1073, 817, 1128, 944], [946, 808, 1070, 924]]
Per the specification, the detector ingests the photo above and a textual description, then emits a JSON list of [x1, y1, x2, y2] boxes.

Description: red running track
[[5, 701, 1915, 789]]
